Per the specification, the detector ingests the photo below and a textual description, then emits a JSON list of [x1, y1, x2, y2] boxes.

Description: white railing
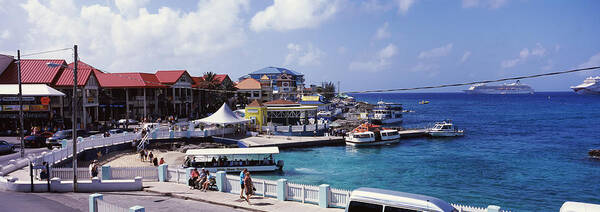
[[167, 168, 188, 184], [111, 167, 158, 181], [287, 182, 320, 204], [261, 124, 327, 133], [50, 167, 98, 180], [226, 175, 241, 194], [264, 179, 278, 197], [330, 187, 352, 208], [97, 199, 129, 212]]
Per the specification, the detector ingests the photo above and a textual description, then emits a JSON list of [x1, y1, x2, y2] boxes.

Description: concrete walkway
[[238, 135, 344, 148], [144, 181, 344, 212]]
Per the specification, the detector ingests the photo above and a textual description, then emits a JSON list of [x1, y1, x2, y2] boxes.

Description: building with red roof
[[235, 78, 263, 102], [0, 59, 66, 85]]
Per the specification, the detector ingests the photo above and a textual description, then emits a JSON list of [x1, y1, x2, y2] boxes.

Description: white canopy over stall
[[193, 103, 249, 125], [0, 84, 65, 96]]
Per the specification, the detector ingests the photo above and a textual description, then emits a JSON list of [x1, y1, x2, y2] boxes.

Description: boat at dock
[[371, 101, 403, 124], [184, 147, 284, 173], [427, 121, 464, 137], [346, 123, 400, 146], [464, 80, 534, 94], [571, 76, 600, 95]]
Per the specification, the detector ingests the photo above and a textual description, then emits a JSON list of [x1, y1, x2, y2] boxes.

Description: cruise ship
[[570, 76, 600, 95], [464, 80, 534, 94]]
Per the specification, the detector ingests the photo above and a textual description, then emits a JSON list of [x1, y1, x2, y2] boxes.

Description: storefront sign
[[87, 97, 95, 104], [29, 105, 49, 111], [40, 97, 50, 105], [2, 97, 35, 102], [2, 105, 29, 111]]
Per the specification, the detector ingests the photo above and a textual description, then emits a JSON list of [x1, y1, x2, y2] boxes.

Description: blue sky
[[1, 0, 599, 92]]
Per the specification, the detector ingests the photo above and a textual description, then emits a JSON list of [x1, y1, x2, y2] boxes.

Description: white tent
[[0, 84, 65, 96], [193, 103, 249, 125]]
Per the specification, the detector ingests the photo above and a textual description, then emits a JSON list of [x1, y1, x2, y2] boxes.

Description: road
[[0, 136, 50, 167], [0, 190, 248, 212]]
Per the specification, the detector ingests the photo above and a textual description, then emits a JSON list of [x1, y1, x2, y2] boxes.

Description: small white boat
[[427, 121, 464, 137], [184, 147, 284, 173], [346, 123, 400, 146]]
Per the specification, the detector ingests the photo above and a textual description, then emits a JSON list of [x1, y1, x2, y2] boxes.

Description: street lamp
[[46, 44, 78, 192], [15, 51, 25, 158]]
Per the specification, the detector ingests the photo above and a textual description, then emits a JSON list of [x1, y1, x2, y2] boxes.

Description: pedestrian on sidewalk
[[153, 157, 158, 167], [89, 160, 99, 179], [159, 157, 165, 165], [244, 171, 254, 204], [139, 150, 145, 162], [148, 151, 154, 163], [239, 168, 247, 199]]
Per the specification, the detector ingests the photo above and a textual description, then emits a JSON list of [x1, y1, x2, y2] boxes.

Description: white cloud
[[462, 0, 507, 9], [418, 43, 453, 59], [460, 51, 471, 63], [250, 0, 338, 32], [284, 43, 324, 66], [349, 43, 397, 72], [19, 0, 248, 72], [501, 43, 548, 68], [0, 30, 10, 40], [396, 0, 416, 14], [114, 0, 149, 17], [374, 22, 391, 40], [578, 52, 600, 69], [411, 62, 438, 72]]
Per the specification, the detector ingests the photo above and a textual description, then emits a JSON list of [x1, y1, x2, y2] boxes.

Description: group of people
[[188, 168, 213, 192], [240, 168, 254, 204], [139, 150, 165, 167]]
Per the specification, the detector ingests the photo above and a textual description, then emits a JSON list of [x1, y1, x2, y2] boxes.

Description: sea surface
[[253, 92, 600, 211]]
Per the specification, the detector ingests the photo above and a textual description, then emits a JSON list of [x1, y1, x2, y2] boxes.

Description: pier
[[232, 135, 345, 148], [397, 129, 429, 138]]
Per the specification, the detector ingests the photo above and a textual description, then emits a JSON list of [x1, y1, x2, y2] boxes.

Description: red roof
[[247, 100, 264, 107], [155, 70, 188, 84], [54, 68, 94, 87], [0, 59, 66, 84], [264, 99, 298, 105], [67, 61, 99, 71], [192, 77, 205, 88], [95, 71, 165, 88], [235, 78, 261, 90], [213, 74, 229, 84]]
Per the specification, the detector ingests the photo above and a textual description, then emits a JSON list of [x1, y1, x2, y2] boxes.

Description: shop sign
[[87, 97, 95, 103], [2, 97, 35, 102], [2, 105, 29, 111], [29, 105, 49, 111], [40, 97, 50, 105], [247, 109, 259, 113]]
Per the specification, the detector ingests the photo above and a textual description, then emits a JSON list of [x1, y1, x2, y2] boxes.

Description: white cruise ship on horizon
[[570, 76, 600, 95], [463, 80, 534, 94]]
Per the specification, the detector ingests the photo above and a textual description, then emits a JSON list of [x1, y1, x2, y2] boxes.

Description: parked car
[[118, 119, 139, 125], [46, 129, 91, 149], [23, 132, 53, 148], [0, 140, 15, 154]]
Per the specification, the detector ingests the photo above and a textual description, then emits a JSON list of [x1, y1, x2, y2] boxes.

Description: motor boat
[[345, 123, 400, 146], [427, 121, 464, 137]]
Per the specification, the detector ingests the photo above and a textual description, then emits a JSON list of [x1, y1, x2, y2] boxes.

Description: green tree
[[319, 81, 336, 101]]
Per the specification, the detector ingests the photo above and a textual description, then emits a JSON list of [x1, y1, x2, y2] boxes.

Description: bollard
[[319, 184, 330, 208], [89, 193, 103, 212], [129, 206, 145, 212], [101, 165, 111, 180], [215, 171, 227, 192], [158, 164, 168, 182], [487, 205, 501, 212], [50, 177, 60, 192], [277, 179, 288, 201]]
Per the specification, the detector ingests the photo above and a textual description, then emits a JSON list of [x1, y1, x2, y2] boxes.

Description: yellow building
[[244, 100, 267, 131]]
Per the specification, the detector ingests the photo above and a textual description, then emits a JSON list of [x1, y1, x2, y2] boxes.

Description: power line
[[345, 66, 600, 94], [21, 48, 73, 57]]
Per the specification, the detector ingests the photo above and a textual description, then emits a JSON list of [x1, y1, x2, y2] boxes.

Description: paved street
[[0, 190, 249, 212], [0, 136, 48, 167]]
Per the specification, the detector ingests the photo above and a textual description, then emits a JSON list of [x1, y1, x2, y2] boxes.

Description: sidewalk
[[144, 181, 344, 212]]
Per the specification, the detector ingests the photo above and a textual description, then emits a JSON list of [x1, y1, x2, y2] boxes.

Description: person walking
[[159, 157, 165, 165], [89, 160, 99, 179], [139, 150, 145, 162], [244, 171, 254, 204], [239, 169, 247, 199], [148, 151, 154, 163]]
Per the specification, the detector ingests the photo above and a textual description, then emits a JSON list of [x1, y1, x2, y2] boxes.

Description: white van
[[560, 201, 600, 212], [345, 187, 458, 212]]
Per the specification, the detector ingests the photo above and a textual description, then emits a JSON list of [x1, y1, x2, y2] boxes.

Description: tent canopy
[[0, 84, 65, 96], [193, 103, 249, 125]]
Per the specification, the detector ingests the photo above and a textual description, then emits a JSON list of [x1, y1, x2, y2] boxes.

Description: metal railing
[[97, 199, 129, 212]]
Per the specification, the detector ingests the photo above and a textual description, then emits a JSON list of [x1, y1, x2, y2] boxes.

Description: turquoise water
[[253, 92, 600, 211]]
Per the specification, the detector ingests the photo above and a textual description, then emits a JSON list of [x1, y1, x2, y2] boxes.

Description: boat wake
[[293, 167, 323, 174]]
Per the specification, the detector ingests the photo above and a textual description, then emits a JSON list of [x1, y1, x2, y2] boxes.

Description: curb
[[144, 188, 266, 212]]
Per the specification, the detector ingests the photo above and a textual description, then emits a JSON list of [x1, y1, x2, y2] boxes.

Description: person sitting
[[188, 169, 200, 189], [198, 168, 207, 190], [159, 157, 165, 165], [201, 170, 211, 192]]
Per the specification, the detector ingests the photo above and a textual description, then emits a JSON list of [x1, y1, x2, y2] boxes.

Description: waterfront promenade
[[145, 181, 343, 212]]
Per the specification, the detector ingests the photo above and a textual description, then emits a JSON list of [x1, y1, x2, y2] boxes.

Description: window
[[347, 201, 383, 212], [384, 206, 418, 212]]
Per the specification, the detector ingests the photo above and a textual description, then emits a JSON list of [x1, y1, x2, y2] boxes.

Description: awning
[[186, 147, 279, 156], [193, 103, 249, 125], [0, 84, 65, 96]]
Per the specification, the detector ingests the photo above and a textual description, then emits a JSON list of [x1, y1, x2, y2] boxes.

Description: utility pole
[[337, 81, 340, 95], [17, 50, 24, 158], [72, 44, 78, 192]]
